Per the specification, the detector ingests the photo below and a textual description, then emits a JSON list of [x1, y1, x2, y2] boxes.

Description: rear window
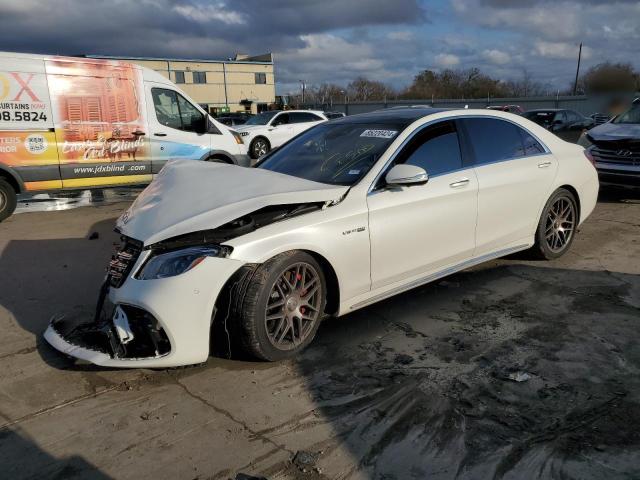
[[523, 111, 556, 127]]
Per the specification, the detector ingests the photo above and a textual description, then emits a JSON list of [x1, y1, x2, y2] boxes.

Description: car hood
[[116, 160, 348, 246], [233, 124, 265, 133], [588, 122, 640, 142]]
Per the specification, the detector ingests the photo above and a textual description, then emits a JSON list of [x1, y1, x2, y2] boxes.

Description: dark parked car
[[487, 105, 524, 114], [522, 109, 594, 142], [579, 98, 640, 186], [216, 114, 252, 127], [324, 111, 346, 119]]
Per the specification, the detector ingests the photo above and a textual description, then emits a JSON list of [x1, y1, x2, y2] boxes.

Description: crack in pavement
[[173, 377, 295, 458]]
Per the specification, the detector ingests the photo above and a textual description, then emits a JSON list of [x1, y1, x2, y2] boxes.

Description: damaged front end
[[45, 236, 173, 364]]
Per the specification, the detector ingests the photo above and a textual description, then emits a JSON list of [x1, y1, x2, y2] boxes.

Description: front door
[[146, 84, 211, 173], [367, 120, 478, 290], [267, 112, 294, 148]]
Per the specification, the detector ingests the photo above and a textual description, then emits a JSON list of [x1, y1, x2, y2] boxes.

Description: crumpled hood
[[117, 160, 348, 245], [588, 122, 640, 142]]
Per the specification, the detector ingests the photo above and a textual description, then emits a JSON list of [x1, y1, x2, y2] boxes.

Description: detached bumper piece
[[45, 305, 171, 364]]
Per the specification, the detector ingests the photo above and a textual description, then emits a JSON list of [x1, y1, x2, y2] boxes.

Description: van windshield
[[245, 111, 278, 125], [257, 123, 400, 186]]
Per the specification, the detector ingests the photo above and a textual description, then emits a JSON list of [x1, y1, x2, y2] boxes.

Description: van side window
[[152, 88, 204, 133], [152, 89, 182, 130]]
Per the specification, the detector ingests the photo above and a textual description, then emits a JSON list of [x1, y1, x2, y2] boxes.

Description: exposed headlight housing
[[231, 130, 244, 145], [137, 246, 230, 280]]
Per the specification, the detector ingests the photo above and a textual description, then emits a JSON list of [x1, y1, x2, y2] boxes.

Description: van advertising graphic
[[0, 57, 152, 190]]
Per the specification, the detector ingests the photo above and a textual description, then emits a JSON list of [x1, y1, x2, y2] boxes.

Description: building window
[[255, 72, 267, 84], [193, 71, 207, 84], [174, 71, 185, 84]]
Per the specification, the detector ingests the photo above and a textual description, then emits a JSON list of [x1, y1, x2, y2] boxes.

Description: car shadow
[[0, 217, 120, 370], [286, 263, 640, 479], [0, 422, 113, 479]]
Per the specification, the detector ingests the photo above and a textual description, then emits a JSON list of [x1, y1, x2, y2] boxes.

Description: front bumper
[[44, 255, 245, 368], [596, 164, 640, 187]]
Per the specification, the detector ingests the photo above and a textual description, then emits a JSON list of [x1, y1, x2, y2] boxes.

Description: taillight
[[583, 148, 596, 167]]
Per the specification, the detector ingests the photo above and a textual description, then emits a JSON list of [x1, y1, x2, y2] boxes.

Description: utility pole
[[573, 42, 582, 96], [300, 80, 306, 105]]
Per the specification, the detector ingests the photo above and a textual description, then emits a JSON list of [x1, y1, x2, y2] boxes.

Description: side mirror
[[385, 164, 428, 186]]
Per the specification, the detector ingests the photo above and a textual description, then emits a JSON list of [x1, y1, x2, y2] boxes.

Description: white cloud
[[534, 41, 592, 60], [435, 53, 461, 67], [173, 2, 245, 25], [387, 30, 413, 41], [482, 49, 511, 65]]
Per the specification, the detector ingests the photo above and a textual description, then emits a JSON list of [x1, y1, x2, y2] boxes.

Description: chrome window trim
[[367, 114, 551, 194]]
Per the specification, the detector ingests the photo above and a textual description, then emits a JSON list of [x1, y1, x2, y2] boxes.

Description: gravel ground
[[0, 186, 638, 480]]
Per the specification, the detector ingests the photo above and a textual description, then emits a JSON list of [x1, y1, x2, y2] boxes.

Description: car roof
[[525, 109, 564, 113], [331, 107, 450, 126]]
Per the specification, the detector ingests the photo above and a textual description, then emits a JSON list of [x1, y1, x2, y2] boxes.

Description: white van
[[0, 51, 248, 221]]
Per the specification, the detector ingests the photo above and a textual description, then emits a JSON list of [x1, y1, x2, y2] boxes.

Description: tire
[[531, 188, 578, 260], [0, 178, 17, 222], [206, 155, 231, 164], [250, 137, 270, 159], [237, 251, 327, 361]]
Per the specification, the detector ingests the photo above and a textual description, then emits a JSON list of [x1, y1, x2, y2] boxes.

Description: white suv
[[234, 110, 328, 159]]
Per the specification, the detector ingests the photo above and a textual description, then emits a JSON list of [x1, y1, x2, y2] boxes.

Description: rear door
[[460, 117, 557, 257], [367, 120, 478, 290], [146, 84, 212, 173], [0, 56, 60, 191]]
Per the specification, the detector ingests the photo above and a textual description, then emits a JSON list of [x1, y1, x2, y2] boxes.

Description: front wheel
[[531, 188, 578, 259], [0, 179, 17, 222], [238, 251, 326, 361], [250, 138, 270, 159]]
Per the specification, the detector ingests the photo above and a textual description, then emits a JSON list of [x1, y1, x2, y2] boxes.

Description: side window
[[272, 113, 289, 126], [255, 73, 267, 84], [520, 129, 546, 155], [290, 112, 322, 123], [151, 89, 182, 130], [174, 71, 185, 84], [177, 95, 204, 132], [152, 88, 204, 133], [396, 121, 462, 176], [463, 118, 525, 164], [554, 111, 567, 124]]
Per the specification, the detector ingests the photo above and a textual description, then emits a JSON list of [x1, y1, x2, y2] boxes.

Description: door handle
[[538, 161, 552, 168], [449, 178, 470, 188], [154, 133, 167, 137]]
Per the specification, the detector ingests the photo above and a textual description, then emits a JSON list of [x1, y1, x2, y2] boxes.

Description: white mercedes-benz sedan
[[45, 108, 599, 367]]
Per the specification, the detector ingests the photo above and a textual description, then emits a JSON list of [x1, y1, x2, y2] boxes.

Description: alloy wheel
[[545, 196, 575, 253], [264, 262, 322, 351], [253, 140, 268, 157]]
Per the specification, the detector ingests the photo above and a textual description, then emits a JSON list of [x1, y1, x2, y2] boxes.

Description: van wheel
[[250, 138, 270, 159], [238, 251, 326, 361], [0, 179, 17, 222]]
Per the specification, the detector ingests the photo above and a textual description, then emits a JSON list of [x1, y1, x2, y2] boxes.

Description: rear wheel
[[531, 188, 578, 259], [250, 137, 270, 159], [238, 251, 326, 361], [0, 179, 17, 222]]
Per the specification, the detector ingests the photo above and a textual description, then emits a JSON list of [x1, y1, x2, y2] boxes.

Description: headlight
[[231, 130, 244, 145], [137, 246, 227, 280]]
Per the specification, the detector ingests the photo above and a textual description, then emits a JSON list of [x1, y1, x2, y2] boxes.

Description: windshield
[[257, 123, 401, 186], [245, 111, 278, 125], [523, 111, 556, 127], [612, 103, 640, 124]]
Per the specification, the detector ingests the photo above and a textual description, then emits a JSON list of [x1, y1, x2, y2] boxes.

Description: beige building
[[88, 53, 275, 115]]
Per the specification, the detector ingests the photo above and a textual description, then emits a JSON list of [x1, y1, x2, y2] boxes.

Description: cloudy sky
[[0, 0, 639, 94]]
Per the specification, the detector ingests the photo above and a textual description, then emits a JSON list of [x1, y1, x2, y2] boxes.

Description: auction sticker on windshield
[[360, 129, 398, 138]]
